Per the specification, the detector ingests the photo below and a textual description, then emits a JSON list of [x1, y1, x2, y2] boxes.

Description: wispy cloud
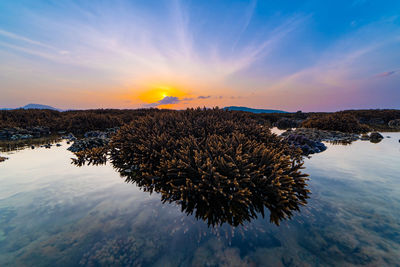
[[1, 0, 399, 110], [375, 70, 398, 77], [0, 2, 308, 87], [0, 29, 56, 50]]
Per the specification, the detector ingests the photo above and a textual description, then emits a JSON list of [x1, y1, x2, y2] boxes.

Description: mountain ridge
[[223, 106, 288, 113], [0, 104, 62, 111]]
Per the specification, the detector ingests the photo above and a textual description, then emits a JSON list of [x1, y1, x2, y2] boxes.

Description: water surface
[[0, 134, 399, 266]]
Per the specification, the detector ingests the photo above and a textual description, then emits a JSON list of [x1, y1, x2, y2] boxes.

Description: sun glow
[[138, 84, 187, 105]]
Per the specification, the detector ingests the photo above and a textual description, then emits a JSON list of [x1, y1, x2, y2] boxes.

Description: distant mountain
[[223, 106, 288, 114], [0, 104, 63, 111], [21, 104, 62, 111]]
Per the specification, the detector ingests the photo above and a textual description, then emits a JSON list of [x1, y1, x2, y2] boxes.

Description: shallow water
[[0, 134, 399, 266]]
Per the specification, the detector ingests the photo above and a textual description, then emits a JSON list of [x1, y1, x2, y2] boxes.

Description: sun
[[138, 85, 186, 105]]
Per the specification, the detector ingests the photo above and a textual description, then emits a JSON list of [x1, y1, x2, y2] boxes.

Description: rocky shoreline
[[0, 126, 51, 141], [281, 128, 385, 155], [66, 128, 118, 152], [0, 127, 119, 155]]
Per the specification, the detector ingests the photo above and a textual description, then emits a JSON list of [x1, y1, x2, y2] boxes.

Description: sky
[[0, 0, 399, 111]]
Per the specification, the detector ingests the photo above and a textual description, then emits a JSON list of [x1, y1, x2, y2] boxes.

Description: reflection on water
[[74, 141, 309, 228], [0, 134, 400, 266]]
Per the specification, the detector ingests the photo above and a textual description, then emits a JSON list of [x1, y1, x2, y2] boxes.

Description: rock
[[360, 134, 370, 141], [0, 126, 50, 140], [56, 144, 62, 147], [84, 128, 119, 138], [283, 132, 327, 156], [0, 156, 8, 162], [281, 128, 359, 143], [10, 134, 33, 140], [31, 146, 35, 149], [388, 119, 400, 129], [62, 133, 77, 141], [67, 137, 110, 152], [280, 127, 367, 155], [84, 131, 108, 138], [369, 132, 384, 140], [67, 129, 118, 152]]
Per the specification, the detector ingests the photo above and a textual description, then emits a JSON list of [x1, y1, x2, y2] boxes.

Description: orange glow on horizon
[[137, 84, 188, 106]]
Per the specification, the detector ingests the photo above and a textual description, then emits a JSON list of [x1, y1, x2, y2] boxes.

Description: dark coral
[[274, 118, 301, 129], [302, 112, 370, 133], [73, 109, 309, 227]]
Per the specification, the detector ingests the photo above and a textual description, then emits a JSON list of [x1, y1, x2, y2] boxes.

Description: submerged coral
[[72, 109, 309, 226]]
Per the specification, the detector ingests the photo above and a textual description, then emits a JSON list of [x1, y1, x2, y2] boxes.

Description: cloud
[[144, 96, 181, 107], [375, 70, 397, 77], [0, 29, 56, 50], [158, 96, 180, 105], [0, 2, 308, 87], [144, 94, 214, 108]]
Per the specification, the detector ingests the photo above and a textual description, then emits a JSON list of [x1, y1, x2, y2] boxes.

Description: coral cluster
[[302, 113, 370, 133], [0, 108, 164, 134], [73, 109, 309, 226], [274, 118, 301, 129]]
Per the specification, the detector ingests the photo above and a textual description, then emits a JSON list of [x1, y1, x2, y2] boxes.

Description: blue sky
[[0, 0, 399, 111]]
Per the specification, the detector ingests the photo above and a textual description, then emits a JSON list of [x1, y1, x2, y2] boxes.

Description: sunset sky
[[0, 0, 399, 111]]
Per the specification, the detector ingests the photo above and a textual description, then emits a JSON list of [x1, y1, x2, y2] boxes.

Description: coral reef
[[388, 119, 400, 129], [73, 109, 309, 226], [302, 113, 370, 133], [273, 118, 301, 129], [0, 108, 163, 134]]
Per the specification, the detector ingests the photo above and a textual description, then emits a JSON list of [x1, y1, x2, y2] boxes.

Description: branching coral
[[302, 112, 370, 133], [73, 108, 309, 226]]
